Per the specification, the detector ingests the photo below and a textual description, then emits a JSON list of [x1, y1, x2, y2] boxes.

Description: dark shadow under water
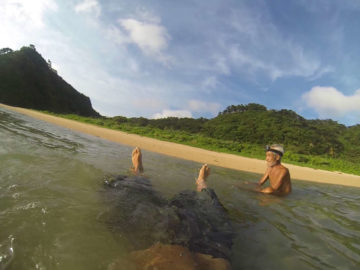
[[100, 175, 234, 262]]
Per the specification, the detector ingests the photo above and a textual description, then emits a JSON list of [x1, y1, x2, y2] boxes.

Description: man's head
[[265, 144, 284, 167]]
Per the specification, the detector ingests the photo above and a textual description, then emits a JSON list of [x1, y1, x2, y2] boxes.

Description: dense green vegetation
[[43, 103, 360, 175], [0, 46, 99, 117]]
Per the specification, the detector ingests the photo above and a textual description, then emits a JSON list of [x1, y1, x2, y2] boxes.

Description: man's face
[[266, 151, 278, 167]]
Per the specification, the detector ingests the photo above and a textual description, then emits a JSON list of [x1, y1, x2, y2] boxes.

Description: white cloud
[[0, 0, 57, 28], [201, 76, 218, 89], [229, 37, 323, 81], [136, 99, 221, 120], [308, 66, 335, 81], [149, 99, 221, 120], [302, 86, 360, 117], [133, 98, 166, 111], [0, 0, 58, 50], [213, 56, 231, 75], [106, 25, 129, 45], [135, 8, 162, 24], [187, 100, 221, 116], [224, 6, 331, 81], [119, 18, 172, 64], [152, 109, 193, 119], [74, 0, 101, 17]]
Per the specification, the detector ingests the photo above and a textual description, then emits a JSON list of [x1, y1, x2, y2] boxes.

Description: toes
[[203, 164, 210, 176], [132, 147, 141, 156], [199, 164, 210, 176]]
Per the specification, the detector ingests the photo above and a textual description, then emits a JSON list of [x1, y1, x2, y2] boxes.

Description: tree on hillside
[[0, 48, 13, 55], [219, 103, 267, 115]]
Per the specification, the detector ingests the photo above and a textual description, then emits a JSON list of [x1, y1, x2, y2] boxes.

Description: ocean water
[[0, 107, 359, 270]]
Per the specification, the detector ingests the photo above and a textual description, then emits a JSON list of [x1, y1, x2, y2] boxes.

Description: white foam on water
[[15, 201, 41, 211]]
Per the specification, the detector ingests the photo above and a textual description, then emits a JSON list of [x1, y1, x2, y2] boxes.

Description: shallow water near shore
[[1, 107, 360, 270]]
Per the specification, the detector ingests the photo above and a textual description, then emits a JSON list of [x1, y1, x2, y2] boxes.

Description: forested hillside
[[204, 104, 346, 156], [0, 46, 99, 117], [109, 103, 359, 160]]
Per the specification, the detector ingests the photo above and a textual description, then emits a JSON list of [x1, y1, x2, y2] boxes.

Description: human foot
[[131, 147, 144, 174], [196, 164, 210, 192]]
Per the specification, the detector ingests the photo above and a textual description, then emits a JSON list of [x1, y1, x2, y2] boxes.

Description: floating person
[[257, 144, 292, 195], [103, 147, 233, 270]]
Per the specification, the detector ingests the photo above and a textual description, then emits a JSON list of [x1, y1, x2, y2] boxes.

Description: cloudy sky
[[1, 0, 360, 125]]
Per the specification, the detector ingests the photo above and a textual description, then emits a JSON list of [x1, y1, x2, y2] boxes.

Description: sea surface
[[0, 107, 359, 270]]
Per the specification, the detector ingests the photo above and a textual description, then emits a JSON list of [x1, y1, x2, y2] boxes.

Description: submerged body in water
[[103, 174, 233, 261], [102, 148, 233, 269]]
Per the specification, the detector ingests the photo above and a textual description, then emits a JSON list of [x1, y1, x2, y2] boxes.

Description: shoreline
[[1, 103, 360, 188]]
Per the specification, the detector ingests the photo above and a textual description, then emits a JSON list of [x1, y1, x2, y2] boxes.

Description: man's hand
[[260, 187, 274, 194]]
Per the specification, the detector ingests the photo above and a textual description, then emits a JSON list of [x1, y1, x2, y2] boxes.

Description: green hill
[[108, 103, 354, 156], [150, 104, 358, 159], [203, 104, 346, 156], [0, 46, 99, 117]]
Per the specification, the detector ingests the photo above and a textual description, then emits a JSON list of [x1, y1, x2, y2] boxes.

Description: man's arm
[[258, 167, 270, 186], [260, 186, 275, 193]]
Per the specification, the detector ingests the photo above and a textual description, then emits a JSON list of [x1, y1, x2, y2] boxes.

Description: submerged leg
[[131, 147, 144, 175], [196, 164, 210, 192]]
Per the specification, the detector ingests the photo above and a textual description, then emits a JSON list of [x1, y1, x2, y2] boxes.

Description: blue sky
[[1, 0, 360, 125]]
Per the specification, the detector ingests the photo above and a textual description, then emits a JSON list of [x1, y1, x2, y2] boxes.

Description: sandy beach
[[1, 103, 360, 188]]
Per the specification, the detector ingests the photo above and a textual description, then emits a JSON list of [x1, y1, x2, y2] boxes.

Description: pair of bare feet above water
[[131, 147, 210, 192]]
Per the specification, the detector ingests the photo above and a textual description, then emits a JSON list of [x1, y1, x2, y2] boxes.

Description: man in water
[[257, 144, 292, 195]]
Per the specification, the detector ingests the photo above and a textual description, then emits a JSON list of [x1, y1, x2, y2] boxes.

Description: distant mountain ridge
[[0, 46, 99, 117]]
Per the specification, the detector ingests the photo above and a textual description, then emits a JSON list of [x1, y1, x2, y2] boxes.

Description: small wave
[[15, 201, 41, 211], [7, 185, 17, 190], [0, 235, 15, 270], [11, 193, 20, 199]]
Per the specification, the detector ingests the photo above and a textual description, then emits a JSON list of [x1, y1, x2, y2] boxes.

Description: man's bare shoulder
[[279, 164, 290, 179], [273, 164, 290, 175], [279, 164, 289, 171]]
